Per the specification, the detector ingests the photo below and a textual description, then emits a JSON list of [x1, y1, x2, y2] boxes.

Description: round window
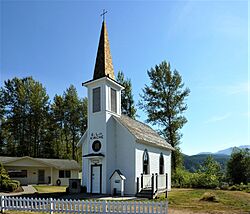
[[92, 140, 101, 152]]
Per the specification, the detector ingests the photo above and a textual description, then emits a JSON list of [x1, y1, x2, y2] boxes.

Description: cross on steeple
[[100, 9, 107, 21]]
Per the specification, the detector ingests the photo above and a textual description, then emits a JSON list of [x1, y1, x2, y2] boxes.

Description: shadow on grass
[[14, 192, 110, 200]]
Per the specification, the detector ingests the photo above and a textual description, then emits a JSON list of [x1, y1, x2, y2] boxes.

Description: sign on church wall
[[90, 132, 103, 140]]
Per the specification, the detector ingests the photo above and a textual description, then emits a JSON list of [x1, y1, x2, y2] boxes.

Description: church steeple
[[93, 21, 115, 80]]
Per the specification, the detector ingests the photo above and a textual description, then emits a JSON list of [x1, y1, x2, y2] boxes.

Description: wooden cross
[[100, 9, 107, 21]]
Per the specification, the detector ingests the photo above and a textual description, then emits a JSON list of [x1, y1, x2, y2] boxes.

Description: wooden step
[[136, 189, 153, 199]]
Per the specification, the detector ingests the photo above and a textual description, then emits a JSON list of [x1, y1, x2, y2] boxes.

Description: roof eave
[[136, 139, 175, 151], [77, 129, 88, 147], [82, 76, 124, 89]]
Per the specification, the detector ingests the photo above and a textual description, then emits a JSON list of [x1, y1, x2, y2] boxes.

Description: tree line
[[0, 77, 87, 161]]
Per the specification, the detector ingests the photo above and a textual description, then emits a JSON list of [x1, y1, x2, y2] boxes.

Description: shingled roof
[[93, 21, 115, 80], [114, 115, 174, 150], [0, 156, 80, 170]]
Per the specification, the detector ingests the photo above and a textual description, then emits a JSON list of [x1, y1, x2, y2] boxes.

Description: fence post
[[165, 200, 168, 214], [151, 173, 154, 199], [155, 173, 158, 192], [49, 198, 53, 214], [102, 200, 106, 214], [0, 196, 5, 213], [165, 173, 168, 198]]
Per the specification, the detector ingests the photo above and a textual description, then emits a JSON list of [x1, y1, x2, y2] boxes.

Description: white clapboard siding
[[0, 195, 168, 214]]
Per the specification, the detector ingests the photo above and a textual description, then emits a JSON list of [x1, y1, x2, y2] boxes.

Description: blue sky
[[1, 1, 249, 155]]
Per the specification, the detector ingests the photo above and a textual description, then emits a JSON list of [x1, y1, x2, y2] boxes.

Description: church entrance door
[[91, 164, 102, 194]]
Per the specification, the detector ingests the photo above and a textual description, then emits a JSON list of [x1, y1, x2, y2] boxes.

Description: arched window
[[159, 153, 164, 174], [143, 149, 149, 174]]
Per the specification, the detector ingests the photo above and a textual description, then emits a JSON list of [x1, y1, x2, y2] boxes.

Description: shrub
[[172, 167, 220, 189], [172, 168, 193, 188], [220, 182, 229, 190], [0, 162, 20, 192], [239, 182, 248, 191], [228, 185, 237, 191], [155, 193, 166, 200], [200, 192, 219, 202], [7, 182, 18, 192], [0, 180, 20, 192], [11, 180, 20, 186]]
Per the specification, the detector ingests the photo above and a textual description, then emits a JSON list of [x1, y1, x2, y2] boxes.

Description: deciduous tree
[[139, 61, 190, 171]]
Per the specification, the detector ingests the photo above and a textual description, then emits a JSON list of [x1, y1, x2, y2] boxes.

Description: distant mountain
[[197, 145, 250, 156], [184, 154, 230, 172], [197, 152, 213, 155], [184, 145, 250, 172], [215, 145, 250, 155]]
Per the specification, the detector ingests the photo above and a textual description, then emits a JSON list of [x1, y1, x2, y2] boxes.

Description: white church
[[78, 21, 174, 198]]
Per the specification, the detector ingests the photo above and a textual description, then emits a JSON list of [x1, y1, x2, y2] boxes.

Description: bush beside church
[[0, 162, 20, 192]]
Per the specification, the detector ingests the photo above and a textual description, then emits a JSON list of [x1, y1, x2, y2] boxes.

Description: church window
[[93, 87, 101, 113], [143, 149, 149, 174], [111, 88, 117, 113], [159, 153, 164, 174], [92, 140, 101, 152]]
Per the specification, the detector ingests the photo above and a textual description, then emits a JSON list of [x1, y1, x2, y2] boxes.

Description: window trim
[[143, 149, 150, 174], [110, 88, 117, 113], [159, 153, 164, 174]]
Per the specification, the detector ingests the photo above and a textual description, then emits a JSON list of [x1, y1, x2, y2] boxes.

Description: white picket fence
[[0, 196, 168, 214]]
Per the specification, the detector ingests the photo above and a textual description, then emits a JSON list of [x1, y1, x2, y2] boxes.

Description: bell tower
[[82, 20, 124, 194]]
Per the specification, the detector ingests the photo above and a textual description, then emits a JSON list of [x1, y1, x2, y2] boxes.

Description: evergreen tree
[[63, 85, 81, 160], [139, 61, 190, 171], [51, 95, 65, 158], [117, 71, 136, 119], [0, 77, 51, 157], [0, 88, 6, 154], [200, 155, 221, 176], [79, 97, 88, 134], [226, 148, 250, 184]]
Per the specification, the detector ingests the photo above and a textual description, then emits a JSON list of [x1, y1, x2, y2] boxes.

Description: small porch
[[136, 173, 168, 199]]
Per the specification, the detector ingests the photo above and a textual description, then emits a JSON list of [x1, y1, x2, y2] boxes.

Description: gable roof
[[0, 156, 80, 170], [114, 115, 174, 151], [109, 169, 126, 180]]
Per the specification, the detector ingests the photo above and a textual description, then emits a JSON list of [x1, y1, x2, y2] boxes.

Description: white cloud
[[225, 82, 249, 95], [199, 82, 249, 95], [205, 112, 231, 124]]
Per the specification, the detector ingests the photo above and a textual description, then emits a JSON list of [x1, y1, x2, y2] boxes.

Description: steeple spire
[[93, 21, 115, 80]]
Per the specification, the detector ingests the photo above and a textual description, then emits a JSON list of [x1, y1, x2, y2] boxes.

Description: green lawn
[[167, 188, 250, 213], [33, 185, 67, 193]]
